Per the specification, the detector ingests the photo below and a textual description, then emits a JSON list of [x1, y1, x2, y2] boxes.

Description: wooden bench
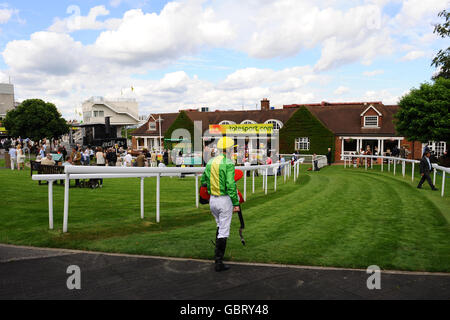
[[30, 161, 65, 185]]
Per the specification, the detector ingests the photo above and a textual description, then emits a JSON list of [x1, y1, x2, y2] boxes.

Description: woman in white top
[[96, 147, 106, 186], [96, 147, 106, 165], [16, 145, 25, 171]]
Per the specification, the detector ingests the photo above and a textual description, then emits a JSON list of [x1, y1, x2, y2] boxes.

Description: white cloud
[[92, 3, 235, 66], [401, 50, 426, 61], [2, 0, 447, 119], [0, 8, 15, 24], [363, 89, 402, 105], [334, 86, 350, 95], [48, 5, 121, 33], [110, 0, 123, 8], [2, 32, 85, 75], [363, 69, 385, 77]]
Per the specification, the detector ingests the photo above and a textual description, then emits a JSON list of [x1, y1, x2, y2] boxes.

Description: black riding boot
[[215, 237, 230, 272]]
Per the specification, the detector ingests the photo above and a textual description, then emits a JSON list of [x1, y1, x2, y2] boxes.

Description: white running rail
[[342, 154, 449, 198], [32, 160, 304, 233]]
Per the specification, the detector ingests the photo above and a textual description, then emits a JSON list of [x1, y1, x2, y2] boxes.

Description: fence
[[32, 159, 304, 233], [280, 154, 328, 169], [342, 154, 449, 198]]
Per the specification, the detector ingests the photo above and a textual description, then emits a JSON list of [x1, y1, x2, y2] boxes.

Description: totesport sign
[[209, 124, 273, 135]]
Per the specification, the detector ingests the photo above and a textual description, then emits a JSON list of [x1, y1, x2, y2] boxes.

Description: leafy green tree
[[432, 9, 450, 79], [4, 99, 69, 140], [395, 78, 450, 144]]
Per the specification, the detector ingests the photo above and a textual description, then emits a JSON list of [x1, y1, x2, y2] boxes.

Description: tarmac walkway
[[0, 244, 449, 300]]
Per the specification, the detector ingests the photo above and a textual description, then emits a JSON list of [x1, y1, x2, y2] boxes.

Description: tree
[[4, 99, 69, 140], [394, 78, 450, 144], [432, 9, 450, 79]]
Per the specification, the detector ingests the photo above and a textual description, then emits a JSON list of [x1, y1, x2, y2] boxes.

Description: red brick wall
[[334, 136, 342, 161], [132, 137, 137, 150]]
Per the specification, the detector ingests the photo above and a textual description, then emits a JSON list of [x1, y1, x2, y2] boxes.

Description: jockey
[[201, 136, 240, 272]]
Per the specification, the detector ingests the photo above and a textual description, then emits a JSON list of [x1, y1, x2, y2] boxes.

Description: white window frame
[[241, 120, 257, 125], [148, 121, 157, 131], [295, 137, 310, 151], [364, 116, 379, 127], [264, 119, 283, 131], [219, 120, 236, 125], [425, 141, 447, 157]]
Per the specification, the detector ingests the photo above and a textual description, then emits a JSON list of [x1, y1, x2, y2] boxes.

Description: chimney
[[261, 98, 270, 111]]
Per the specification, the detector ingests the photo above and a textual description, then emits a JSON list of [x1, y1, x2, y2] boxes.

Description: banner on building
[[209, 124, 273, 135]]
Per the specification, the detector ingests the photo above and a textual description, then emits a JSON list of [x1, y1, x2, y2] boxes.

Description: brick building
[[132, 99, 447, 162]]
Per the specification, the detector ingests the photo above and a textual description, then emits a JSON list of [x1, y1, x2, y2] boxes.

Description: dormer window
[[149, 121, 157, 131], [364, 116, 379, 127], [361, 104, 382, 128]]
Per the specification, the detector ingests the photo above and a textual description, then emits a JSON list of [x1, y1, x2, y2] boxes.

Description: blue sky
[[0, 0, 448, 118]]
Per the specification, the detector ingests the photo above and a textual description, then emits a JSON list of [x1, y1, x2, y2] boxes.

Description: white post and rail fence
[[343, 154, 449, 198], [32, 160, 304, 233]]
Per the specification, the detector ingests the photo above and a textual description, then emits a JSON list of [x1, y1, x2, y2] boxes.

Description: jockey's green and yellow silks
[[201, 154, 240, 206]]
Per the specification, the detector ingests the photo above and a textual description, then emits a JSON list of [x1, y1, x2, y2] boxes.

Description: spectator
[[96, 147, 106, 186], [151, 150, 157, 167], [326, 147, 332, 166], [62, 156, 73, 166], [41, 154, 56, 166], [136, 152, 146, 167], [8, 146, 17, 170], [83, 148, 91, 166], [39, 145, 45, 159], [123, 151, 133, 167], [16, 145, 25, 171], [417, 150, 438, 191], [163, 149, 169, 166], [71, 147, 82, 166], [96, 147, 106, 166], [106, 148, 117, 167]]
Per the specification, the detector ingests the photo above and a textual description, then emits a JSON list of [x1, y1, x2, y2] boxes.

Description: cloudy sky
[[0, 0, 448, 119]]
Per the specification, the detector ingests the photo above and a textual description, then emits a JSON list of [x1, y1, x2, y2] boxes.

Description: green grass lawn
[[0, 164, 449, 272]]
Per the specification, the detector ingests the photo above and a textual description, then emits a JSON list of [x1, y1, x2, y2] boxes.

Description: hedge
[[163, 111, 195, 150], [279, 106, 335, 161]]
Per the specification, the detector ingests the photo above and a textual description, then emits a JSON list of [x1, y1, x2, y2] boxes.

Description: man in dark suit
[[417, 150, 438, 191], [326, 147, 332, 166]]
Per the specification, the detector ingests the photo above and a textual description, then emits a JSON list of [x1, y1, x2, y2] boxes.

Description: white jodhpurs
[[209, 195, 233, 239]]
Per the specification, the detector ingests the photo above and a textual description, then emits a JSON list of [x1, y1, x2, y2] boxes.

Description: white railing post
[[284, 164, 287, 183], [265, 168, 268, 195], [365, 157, 367, 170], [195, 174, 199, 208], [402, 160, 405, 178], [393, 160, 396, 175], [442, 172, 445, 197], [412, 162, 415, 182], [63, 173, 70, 233], [381, 157, 383, 172], [262, 168, 265, 190], [388, 159, 391, 172], [433, 169, 437, 186], [274, 167, 277, 191], [156, 173, 160, 223], [244, 170, 247, 201], [252, 170, 255, 193], [140, 178, 145, 219], [48, 181, 54, 230]]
